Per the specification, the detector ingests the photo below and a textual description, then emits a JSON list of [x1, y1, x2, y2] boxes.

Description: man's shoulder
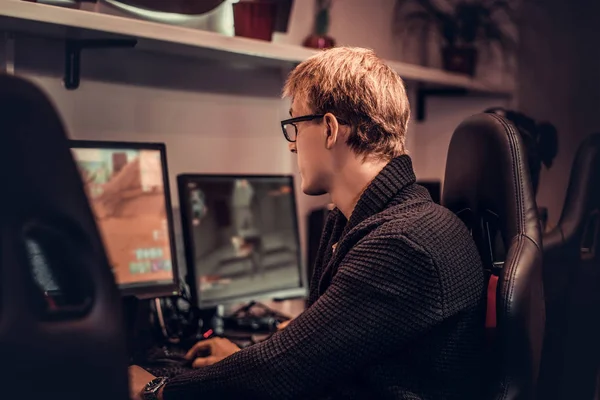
[[368, 201, 466, 238], [357, 202, 484, 311], [364, 201, 480, 267]]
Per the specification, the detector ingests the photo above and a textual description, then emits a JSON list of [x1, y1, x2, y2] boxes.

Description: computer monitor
[[69, 140, 179, 298], [178, 174, 305, 307]]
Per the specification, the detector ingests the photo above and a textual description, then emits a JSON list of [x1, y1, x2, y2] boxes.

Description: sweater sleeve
[[163, 236, 444, 400]]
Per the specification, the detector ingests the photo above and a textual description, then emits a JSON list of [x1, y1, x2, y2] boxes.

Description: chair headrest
[[443, 113, 541, 269]]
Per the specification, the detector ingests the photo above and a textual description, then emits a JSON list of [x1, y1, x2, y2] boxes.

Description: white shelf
[[0, 1, 511, 95]]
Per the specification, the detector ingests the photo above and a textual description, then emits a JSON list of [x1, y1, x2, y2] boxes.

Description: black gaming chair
[[0, 75, 129, 399], [538, 133, 600, 399], [443, 113, 545, 399]]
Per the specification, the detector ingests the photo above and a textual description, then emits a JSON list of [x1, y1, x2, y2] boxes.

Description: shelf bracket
[[64, 39, 137, 90], [1, 32, 15, 75], [416, 86, 468, 122]]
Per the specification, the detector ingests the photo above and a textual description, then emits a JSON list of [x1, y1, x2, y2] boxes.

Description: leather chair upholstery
[[443, 113, 545, 399], [0, 75, 129, 400], [538, 133, 600, 399]]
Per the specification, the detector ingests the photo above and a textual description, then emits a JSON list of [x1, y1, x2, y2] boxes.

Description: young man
[[130, 47, 486, 400]]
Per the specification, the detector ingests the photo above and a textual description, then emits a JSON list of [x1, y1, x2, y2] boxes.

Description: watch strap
[[142, 376, 168, 400]]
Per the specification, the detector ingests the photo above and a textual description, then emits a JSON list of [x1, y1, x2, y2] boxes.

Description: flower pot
[[303, 34, 335, 50], [233, 1, 277, 41], [442, 46, 478, 76]]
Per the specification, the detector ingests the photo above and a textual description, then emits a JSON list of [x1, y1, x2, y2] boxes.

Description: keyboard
[[136, 345, 197, 378]]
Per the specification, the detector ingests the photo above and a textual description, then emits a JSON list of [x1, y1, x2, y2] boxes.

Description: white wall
[[29, 73, 291, 196], [2, 0, 510, 280], [410, 95, 509, 182]]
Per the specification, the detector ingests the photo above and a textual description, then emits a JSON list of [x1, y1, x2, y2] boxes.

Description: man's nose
[[288, 143, 297, 153]]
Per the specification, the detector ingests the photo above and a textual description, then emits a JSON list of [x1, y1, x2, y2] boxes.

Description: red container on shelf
[[233, 1, 277, 41]]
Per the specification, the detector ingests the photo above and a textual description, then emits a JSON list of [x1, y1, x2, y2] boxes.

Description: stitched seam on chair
[[504, 235, 524, 308], [486, 115, 534, 399], [487, 114, 529, 399], [492, 117, 537, 390], [489, 114, 526, 235], [473, 115, 531, 399], [503, 111, 528, 395], [496, 112, 529, 392], [502, 234, 525, 399]]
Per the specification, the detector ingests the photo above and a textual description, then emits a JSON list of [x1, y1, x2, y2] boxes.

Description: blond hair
[[282, 47, 410, 160]]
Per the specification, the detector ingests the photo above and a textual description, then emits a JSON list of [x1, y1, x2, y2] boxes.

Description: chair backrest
[[443, 113, 545, 399], [0, 75, 129, 399], [539, 133, 600, 399], [546, 133, 600, 259]]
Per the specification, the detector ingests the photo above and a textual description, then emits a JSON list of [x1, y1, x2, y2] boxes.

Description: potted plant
[[303, 0, 335, 49], [394, 0, 518, 76]]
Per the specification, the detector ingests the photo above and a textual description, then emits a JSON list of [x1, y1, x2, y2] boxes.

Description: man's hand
[[185, 337, 241, 368], [128, 365, 158, 400]]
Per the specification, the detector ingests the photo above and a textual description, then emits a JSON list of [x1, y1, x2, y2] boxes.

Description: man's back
[[309, 155, 486, 399]]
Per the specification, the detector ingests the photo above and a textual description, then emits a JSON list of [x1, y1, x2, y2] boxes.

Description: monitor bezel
[[69, 139, 180, 299], [177, 173, 305, 308]]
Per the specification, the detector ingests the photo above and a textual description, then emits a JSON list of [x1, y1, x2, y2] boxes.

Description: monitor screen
[[70, 141, 178, 298], [178, 175, 304, 306]]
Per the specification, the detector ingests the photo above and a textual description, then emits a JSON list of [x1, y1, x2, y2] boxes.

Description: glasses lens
[[284, 124, 297, 142]]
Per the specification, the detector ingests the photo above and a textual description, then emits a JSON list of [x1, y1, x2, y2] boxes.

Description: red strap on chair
[[486, 275, 498, 328]]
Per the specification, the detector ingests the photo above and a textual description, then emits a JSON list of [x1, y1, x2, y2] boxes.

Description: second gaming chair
[[443, 113, 545, 399], [0, 75, 129, 399], [539, 133, 600, 399]]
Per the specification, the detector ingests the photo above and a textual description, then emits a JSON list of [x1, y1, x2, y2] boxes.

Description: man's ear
[[323, 113, 340, 150]]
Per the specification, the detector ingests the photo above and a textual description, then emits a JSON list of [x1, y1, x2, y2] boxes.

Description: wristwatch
[[142, 376, 169, 400]]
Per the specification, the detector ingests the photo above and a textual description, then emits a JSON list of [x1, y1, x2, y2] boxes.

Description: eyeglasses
[[280, 114, 348, 143]]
